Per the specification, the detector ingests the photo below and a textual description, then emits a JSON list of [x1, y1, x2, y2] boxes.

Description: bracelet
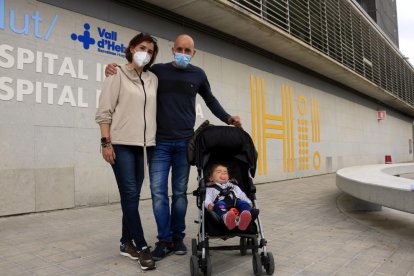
[[100, 136, 111, 148], [101, 136, 111, 144], [101, 142, 112, 148]]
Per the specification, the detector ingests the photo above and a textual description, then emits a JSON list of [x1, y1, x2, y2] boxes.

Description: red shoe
[[223, 211, 237, 230], [238, 210, 252, 231]]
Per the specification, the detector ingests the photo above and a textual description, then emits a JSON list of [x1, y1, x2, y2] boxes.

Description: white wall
[[0, 0, 412, 216]]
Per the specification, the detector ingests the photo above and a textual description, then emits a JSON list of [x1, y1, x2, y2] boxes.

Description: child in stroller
[[189, 123, 274, 276], [205, 163, 259, 231]]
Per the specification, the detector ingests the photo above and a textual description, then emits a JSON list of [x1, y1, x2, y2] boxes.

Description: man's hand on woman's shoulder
[[105, 63, 118, 77]]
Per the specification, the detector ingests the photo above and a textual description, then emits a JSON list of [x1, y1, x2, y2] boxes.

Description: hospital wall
[[0, 0, 412, 216]]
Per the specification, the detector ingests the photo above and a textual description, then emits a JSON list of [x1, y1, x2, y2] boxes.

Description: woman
[[95, 32, 158, 271]]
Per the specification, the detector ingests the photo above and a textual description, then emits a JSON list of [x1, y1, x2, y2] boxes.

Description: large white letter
[[58, 57, 76, 77], [0, 77, 14, 100], [16, 78, 34, 101], [43, 52, 58, 75], [77, 59, 88, 80], [77, 87, 88, 107], [0, 44, 14, 68], [196, 103, 204, 118], [35, 51, 43, 73], [58, 85, 76, 106], [96, 89, 101, 108], [17, 47, 34, 70], [96, 63, 102, 82], [96, 63, 106, 82], [35, 81, 42, 103], [43, 82, 57, 104]]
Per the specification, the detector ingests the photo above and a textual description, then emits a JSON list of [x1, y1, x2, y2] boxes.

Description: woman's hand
[[102, 145, 116, 165]]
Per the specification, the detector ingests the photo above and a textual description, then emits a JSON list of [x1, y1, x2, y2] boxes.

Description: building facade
[[356, 0, 399, 46], [0, 0, 413, 216]]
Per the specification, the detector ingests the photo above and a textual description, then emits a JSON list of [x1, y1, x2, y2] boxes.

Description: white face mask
[[133, 51, 151, 67]]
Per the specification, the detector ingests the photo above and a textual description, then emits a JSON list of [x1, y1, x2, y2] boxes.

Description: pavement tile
[[0, 174, 414, 275], [391, 259, 414, 275], [303, 261, 344, 274], [15, 265, 69, 276]]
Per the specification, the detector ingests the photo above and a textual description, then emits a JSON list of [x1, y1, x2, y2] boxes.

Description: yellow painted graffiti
[[250, 74, 321, 174]]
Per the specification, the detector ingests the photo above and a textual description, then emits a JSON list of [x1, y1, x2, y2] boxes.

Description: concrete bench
[[336, 163, 414, 213]]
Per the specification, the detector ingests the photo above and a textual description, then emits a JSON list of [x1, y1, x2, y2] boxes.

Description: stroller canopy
[[193, 125, 257, 178]]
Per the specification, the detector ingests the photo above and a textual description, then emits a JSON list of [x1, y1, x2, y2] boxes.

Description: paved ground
[[1, 174, 414, 275]]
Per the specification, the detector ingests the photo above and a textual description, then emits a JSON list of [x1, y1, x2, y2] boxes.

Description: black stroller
[[188, 122, 275, 275]]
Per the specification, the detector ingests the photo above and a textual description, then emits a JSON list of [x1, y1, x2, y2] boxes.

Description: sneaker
[[173, 240, 187, 255], [151, 241, 173, 261], [223, 211, 237, 230], [137, 247, 156, 270], [120, 241, 139, 260], [238, 210, 252, 231]]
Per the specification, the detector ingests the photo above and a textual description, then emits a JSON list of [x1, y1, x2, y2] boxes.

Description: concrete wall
[[0, 0, 412, 216]]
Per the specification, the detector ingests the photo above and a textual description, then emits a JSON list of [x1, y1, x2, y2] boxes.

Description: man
[[106, 34, 241, 260]]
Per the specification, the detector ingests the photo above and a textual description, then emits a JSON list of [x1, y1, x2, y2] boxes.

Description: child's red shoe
[[223, 211, 237, 230], [238, 210, 252, 231]]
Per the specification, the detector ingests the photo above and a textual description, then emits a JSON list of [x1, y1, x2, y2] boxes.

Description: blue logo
[[71, 22, 125, 57], [71, 23, 95, 49]]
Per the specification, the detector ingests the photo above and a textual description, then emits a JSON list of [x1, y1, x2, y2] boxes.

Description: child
[[205, 164, 259, 231]]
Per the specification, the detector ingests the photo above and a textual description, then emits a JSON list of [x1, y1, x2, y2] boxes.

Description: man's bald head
[[173, 34, 196, 56], [174, 34, 195, 49]]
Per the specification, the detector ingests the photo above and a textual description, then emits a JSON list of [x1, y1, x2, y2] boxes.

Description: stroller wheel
[[240, 237, 247, 256], [192, 238, 198, 256], [264, 252, 275, 275], [190, 255, 199, 276], [202, 255, 212, 276], [251, 237, 259, 254], [252, 253, 262, 276]]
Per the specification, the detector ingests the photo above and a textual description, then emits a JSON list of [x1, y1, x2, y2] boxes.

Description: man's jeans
[[111, 145, 153, 249], [149, 139, 190, 242]]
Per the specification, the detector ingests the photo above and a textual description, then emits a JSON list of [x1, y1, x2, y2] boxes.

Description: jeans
[[111, 144, 153, 249], [213, 199, 252, 218], [149, 139, 190, 242]]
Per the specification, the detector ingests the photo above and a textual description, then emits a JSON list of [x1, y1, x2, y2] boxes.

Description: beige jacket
[[95, 64, 158, 146]]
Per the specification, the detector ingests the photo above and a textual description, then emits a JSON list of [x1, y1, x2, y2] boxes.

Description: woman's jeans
[[111, 144, 153, 249], [149, 139, 190, 243]]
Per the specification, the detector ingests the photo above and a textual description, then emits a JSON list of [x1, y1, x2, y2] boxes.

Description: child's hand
[[208, 203, 214, 211]]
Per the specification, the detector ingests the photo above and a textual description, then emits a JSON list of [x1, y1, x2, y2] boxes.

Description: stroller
[[188, 122, 275, 275]]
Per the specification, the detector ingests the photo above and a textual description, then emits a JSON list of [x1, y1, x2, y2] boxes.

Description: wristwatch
[[101, 136, 111, 149], [101, 136, 110, 144]]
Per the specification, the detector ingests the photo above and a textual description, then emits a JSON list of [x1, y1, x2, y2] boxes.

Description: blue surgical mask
[[174, 53, 192, 69]]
